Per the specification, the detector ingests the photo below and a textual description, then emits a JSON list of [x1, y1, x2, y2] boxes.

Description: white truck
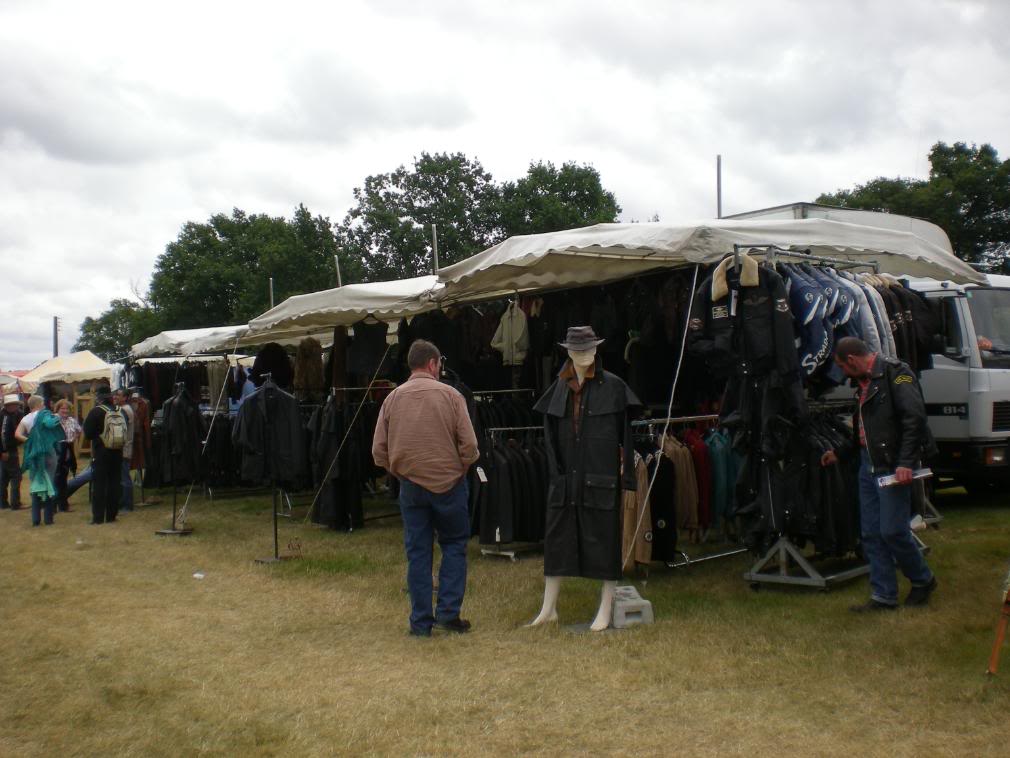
[[727, 203, 1010, 491], [904, 274, 1010, 492]]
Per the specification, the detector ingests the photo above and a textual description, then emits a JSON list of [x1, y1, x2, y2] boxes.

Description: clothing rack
[[473, 388, 536, 396], [631, 414, 720, 428], [485, 425, 543, 433], [472, 392, 537, 398], [480, 543, 543, 562], [731, 243, 881, 274], [743, 537, 871, 590]]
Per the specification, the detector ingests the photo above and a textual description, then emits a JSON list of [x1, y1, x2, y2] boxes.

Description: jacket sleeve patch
[[894, 374, 914, 385]]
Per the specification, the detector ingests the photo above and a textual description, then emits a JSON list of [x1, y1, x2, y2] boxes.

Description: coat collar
[[559, 358, 596, 393], [712, 252, 759, 301]]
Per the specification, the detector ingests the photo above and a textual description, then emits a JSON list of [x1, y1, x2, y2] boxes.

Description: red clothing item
[[856, 352, 878, 448], [682, 429, 713, 529]]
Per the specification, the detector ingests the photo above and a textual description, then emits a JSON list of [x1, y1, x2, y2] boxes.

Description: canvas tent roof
[[131, 326, 248, 358], [435, 216, 984, 304], [239, 275, 441, 347], [18, 351, 112, 392]]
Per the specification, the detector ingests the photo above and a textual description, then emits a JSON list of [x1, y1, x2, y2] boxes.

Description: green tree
[[336, 152, 503, 281], [73, 298, 163, 362], [147, 205, 346, 330], [817, 141, 1010, 267], [499, 161, 621, 236]]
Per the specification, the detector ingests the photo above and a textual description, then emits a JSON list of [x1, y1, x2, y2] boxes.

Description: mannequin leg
[[526, 576, 563, 626], [589, 581, 617, 632]]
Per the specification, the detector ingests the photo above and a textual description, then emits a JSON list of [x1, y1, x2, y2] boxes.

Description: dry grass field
[[1, 476, 1008, 757]]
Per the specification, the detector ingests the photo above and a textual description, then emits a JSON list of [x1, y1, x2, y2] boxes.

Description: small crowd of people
[[0, 385, 138, 526]]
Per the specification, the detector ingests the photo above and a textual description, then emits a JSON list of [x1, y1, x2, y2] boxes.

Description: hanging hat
[[3, 393, 22, 406], [558, 326, 604, 351]]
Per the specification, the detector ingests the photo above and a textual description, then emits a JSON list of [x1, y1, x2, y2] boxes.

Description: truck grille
[[994, 402, 1010, 432]]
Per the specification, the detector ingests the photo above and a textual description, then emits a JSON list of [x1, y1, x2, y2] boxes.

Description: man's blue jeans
[[399, 478, 470, 633], [66, 465, 93, 500], [120, 459, 134, 511], [858, 450, 933, 605]]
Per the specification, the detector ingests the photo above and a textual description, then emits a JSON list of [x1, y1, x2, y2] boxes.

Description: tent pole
[[432, 224, 440, 273], [334, 255, 343, 288], [716, 154, 722, 219]]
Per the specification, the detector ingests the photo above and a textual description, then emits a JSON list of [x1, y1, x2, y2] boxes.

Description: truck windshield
[[966, 288, 1010, 367]]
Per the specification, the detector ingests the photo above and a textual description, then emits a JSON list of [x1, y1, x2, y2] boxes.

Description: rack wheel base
[[155, 527, 193, 536]]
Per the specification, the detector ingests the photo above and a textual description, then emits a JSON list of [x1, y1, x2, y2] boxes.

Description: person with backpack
[[113, 389, 136, 511], [83, 386, 126, 524]]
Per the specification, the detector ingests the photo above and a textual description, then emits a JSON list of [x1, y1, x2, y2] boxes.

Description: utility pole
[[716, 154, 723, 219], [53, 316, 59, 357], [432, 224, 440, 273]]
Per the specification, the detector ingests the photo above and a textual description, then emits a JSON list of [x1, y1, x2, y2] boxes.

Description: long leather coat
[[534, 359, 640, 581], [158, 390, 204, 484], [232, 380, 304, 486]]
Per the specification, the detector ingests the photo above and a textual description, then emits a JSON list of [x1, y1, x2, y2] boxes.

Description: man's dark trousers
[[1, 451, 21, 509], [92, 449, 122, 523], [399, 478, 469, 634]]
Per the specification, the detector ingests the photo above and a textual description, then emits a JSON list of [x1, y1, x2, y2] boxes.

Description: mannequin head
[[568, 347, 597, 369], [568, 347, 597, 385]]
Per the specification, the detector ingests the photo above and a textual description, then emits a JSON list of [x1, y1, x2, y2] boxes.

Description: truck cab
[[907, 275, 1010, 488]]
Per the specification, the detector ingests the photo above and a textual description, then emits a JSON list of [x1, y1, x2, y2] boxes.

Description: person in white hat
[[1, 393, 24, 509]]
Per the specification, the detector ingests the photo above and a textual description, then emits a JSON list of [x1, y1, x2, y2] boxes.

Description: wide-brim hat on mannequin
[[558, 326, 604, 351]]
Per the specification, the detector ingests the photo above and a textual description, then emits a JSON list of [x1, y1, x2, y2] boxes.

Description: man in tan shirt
[[372, 339, 479, 637]]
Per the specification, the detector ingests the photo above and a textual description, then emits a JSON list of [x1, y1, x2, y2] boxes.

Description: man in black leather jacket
[[822, 337, 937, 612]]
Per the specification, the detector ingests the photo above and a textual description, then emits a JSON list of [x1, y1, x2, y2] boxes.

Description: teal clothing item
[[705, 429, 741, 525], [705, 430, 730, 525], [23, 410, 64, 498]]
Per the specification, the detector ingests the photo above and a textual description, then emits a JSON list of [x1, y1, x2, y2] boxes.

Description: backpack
[[100, 405, 127, 450]]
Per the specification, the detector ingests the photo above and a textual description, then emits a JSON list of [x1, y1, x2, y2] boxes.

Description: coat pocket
[[582, 473, 618, 511], [546, 474, 566, 509]]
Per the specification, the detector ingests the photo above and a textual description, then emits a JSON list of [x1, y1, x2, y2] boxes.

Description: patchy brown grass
[[1, 480, 1008, 757]]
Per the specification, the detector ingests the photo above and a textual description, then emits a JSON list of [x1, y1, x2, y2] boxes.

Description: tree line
[[76, 142, 1010, 362], [75, 155, 620, 361]]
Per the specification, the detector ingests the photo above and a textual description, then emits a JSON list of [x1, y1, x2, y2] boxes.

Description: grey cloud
[[0, 51, 221, 165], [252, 55, 472, 143]]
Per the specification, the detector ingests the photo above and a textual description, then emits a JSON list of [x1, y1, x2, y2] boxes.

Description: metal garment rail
[[732, 243, 881, 273], [630, 416, 719, 428], [473, 388, 536, 396], [485, 425, 543, 433]]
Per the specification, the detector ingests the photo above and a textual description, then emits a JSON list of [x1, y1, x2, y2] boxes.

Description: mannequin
[[529, 326, 640, 631]]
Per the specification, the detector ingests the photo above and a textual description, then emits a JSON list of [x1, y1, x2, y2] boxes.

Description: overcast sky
[[2, 0, 1008, 369]]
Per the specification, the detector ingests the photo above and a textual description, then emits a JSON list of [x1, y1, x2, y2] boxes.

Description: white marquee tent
[[18, 351, 113, 392], [130, 325, 249, 359], [237, 275, 441, 347], [435, 216, 983, 304]]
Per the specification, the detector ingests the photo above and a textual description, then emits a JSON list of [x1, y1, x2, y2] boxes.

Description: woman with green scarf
[[20, 396, 65, 526]]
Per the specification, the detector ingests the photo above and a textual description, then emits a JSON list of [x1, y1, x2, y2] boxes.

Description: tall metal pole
[[432, 224, 440, 273], [717, 154, 723, 219], [53, 316, 59, 357], [333, 255, 343, 287], [269, 277, 275, 308]]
